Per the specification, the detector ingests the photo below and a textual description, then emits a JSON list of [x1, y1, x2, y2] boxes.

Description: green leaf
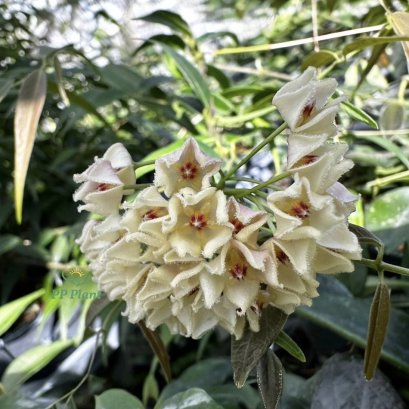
[[161, 44, 212, 108], [155, 388, 223, 409], [95, 389, 144, 409], [296, 276, 409, 374], [135, 140, 185, 179], [0, 289, 45, 337], [256, 350, 284, 409], [365, 187, 409, 251], [343, 36, 409, 56], [1, 340, 73, 391], [0, 235, 22, 256], [14, 69, 47, 224], [0, 78, 14, 103], [138, 321, 172, 383], [138, 10, 192, 38], [231, 306, 287, 388], [143, 373, 160, 405], [302, 50, 339, 69], [311, 354, 405, 409], [356, 134, 409, 169], [341, 101, 378, 129], [53, 56, 70, 106], [380, 102, 405, 131], [216, 105, 275, 127], [275, 331, 306, 363], [364, 283, 391, 380]]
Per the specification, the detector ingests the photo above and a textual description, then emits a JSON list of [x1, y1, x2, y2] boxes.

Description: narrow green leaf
[[231, 306, 287, 388], [95, 389, 144, 409], [53, 56, 70, 106], [138, 321, 172, 383], [343, 36, 409, 56], [0, 289, 45, 337], [0, 235, 21, 256], [143, 373, 160, 405], [302, 50, 339, 69], [341, 101, 378, 129], [14, 69, 47, 224], [356, 134, 409, 169], [256, 350, 284, 409], [275, 331, 306, 363], [161, 44, 212, 108], [138, 10, 192, 38], [0, 78, 14, 103], [348, 224, 383, 249], [364, 283, 391, 380], [216, 105, 275, 127], [1, 340, 73, 391]]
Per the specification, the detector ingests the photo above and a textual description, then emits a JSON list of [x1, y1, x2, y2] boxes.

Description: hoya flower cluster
[[74, 67, 361, 339]]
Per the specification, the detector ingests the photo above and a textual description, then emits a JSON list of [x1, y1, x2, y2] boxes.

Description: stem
[[236, 171, 291, 198], [123, 183, 152, 191], [218, 123, 287, 188], [358, 258, 409, 277], [134, 159, 156, 168], [45, 331, 102, 409]]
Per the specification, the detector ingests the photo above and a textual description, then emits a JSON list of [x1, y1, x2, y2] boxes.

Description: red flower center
[[143, 209, 159, 221], [180, 162, 198, 180], [289, 201, 310, 219], [231, 219, 245, 234], [301, 101, 315, 122], [276, 249, 290, 264], [96, 183, 114, 192], [230, 263, 247, 280], [189, 213, 207, 230]]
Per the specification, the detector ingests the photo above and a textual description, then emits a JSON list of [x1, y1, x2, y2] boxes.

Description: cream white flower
[[154, 138, 221, 197], [288, 144, 353, 192], [73, 143, 135, 215], [163, 187, 233, 258], [227, 197, 267, 248], [272, 67, 339, 131]]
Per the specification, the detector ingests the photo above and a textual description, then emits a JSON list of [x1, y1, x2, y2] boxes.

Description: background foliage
[[0, 0, 409, 408]]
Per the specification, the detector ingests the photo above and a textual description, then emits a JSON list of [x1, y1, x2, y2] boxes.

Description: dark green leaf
[[53, 56, 69, 106], [256, 350, 284, 409], [297, 276, 409, 374], [365, 187, 409, 251], [275, 331, 306, 363], [0, 235, 22, 256], [133, 34, 186, 54], [0, 78, 14, 103], [364, 283, 391, 380], [161, 44, 212, 108], [231, 306, 287, 388], [311, 354, 405, 409], [341, 101, 378, 129], [155, 388, 223, 409], [138, 10, 192, 38], [95, 389, 144, 409]]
